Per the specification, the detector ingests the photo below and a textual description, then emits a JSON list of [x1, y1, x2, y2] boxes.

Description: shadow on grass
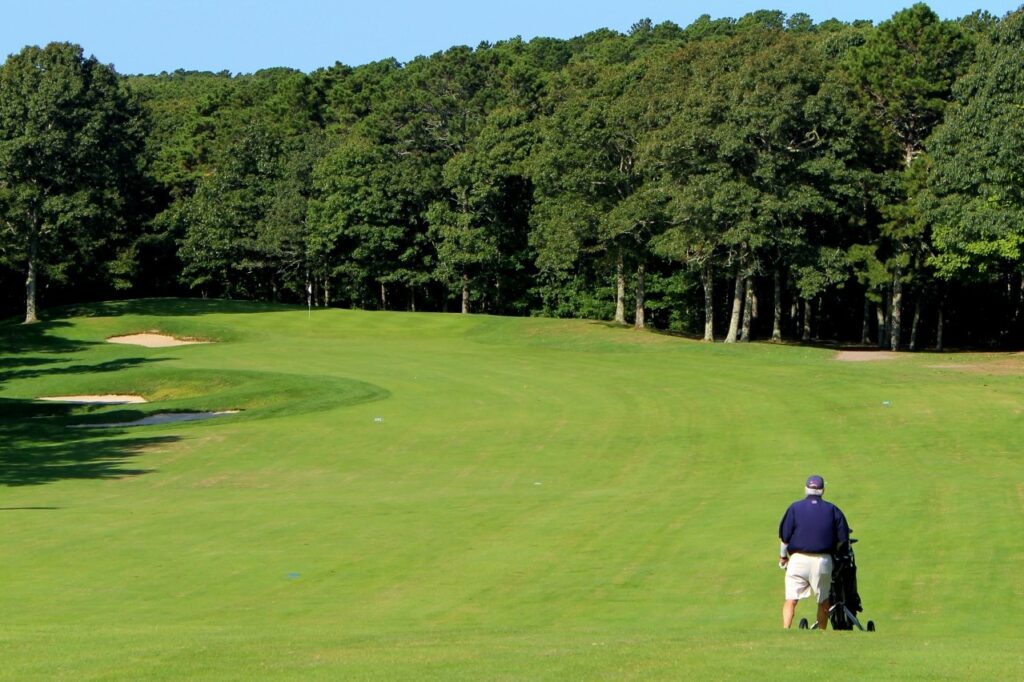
[[55, 297, 298, 319], [1, 356, 164, 384], [0, 317, 167, 386], [0, 319, 90, 356], [0, 398, 177, 487], [0, 323, 178, 486], [0, 507, 61, 510]]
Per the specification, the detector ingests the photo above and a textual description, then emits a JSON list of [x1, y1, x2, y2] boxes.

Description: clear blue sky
[[2, 0, 1020, 75]]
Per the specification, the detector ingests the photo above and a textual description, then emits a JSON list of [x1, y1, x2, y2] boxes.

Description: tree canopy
[[1, 7, 1023, 349]]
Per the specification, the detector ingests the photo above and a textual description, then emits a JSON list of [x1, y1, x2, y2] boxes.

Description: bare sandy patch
[[835, 350, 899, 362], [107, 333, 209, 347], [38, 395, 148, 404], [925, 353, 1024, 375]]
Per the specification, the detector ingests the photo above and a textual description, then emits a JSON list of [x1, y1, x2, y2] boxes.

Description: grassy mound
[[1, 299, 1021, 679]]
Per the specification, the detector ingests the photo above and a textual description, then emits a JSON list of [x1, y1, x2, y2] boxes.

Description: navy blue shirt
[[779, 496, 850, 554]]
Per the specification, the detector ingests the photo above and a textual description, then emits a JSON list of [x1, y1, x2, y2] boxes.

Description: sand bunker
[[107, 333, 208, 347], [73, 410, 239, 428], [38, 395, 148, 404], [835, 350, 899, 362]]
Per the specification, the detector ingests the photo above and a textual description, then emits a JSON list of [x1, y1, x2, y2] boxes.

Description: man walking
[[778, 475, 850, 630]]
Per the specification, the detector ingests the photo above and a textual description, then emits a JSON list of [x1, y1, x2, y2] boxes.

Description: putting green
[[1, 300, 1022, 680]]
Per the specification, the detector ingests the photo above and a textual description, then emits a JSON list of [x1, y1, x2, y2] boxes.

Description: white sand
[[38, 395, 148, 404], [835, 350, 898, 362], [73, 410, 240, 428], [107, 333, 208, 347]]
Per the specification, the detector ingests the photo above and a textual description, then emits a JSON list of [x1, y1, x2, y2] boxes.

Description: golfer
[[777, 475, 850, 630]]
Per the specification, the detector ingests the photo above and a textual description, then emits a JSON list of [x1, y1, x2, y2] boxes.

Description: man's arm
[[778, 506, 794, 567], [834, 507, 851, 550]]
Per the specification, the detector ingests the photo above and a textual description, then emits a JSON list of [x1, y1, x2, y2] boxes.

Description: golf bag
[[798, 538, 875, 631], [828, 538, 874, 631]]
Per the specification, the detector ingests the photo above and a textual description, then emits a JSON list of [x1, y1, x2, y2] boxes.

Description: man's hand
[[778, 556, 789, 570]]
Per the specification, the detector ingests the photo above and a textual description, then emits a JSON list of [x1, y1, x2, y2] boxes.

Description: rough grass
[[1, 300, 1022, 680]]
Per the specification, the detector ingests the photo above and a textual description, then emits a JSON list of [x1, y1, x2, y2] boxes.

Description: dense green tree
[[844, 4, 972, 348], [429, 104, 537, 314], [648, 27, 852, 342], [310, 46, 489, 311], [927, 9, 1024, 345], [0, 43, 142, 323], [309, 131, 431, 310], [413, 46, 509, 312], [312, 59, 402, 133], [530, 32, 663, 325], [2, 9, 1022, 349], [170, 69, 322, 300], [846, 3, 972, 167]]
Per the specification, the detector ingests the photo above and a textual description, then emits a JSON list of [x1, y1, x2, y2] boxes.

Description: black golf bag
[[798, 538, 875, 631], [828, 538, 874, 631]]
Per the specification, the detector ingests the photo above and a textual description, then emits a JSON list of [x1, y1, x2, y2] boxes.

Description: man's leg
[[782, 599, 798, 629], [816, 599, 830, 631]]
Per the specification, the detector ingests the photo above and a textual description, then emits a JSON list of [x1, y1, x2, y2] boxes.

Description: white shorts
[[785, 553, 833, 603]]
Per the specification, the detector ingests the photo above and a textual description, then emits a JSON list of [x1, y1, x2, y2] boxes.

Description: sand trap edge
[[71, 410, 240, 428], [38, 395, 148, 404]]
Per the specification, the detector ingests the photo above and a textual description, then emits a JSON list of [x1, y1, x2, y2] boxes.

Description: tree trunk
[[634, 263, 645, 330], [409, 285, 416, 312], [876, 301, 886, 348], [1017, 272, 1024, 322], [890, 272, 903, 351], [725, 268, 744, 343], [936, 304, 944, 352], [701, 263, 714, 342], [1016, 273, 1024, 344], [461, 273, 470, 314], [740, 276, 754, 342], [772, 270, 783, 342], [380, 282, 388, 310], [814, 297, 823, 341], [24, 230, 39, 324], [323, 278, 330, 307], [861, 295, 872, 345], [1010, 273, 1023, 340], [802, 298, 812, 342], [913, 296, 921, 350], [909, 298, 922, 351], [614, 248, 626, 324]]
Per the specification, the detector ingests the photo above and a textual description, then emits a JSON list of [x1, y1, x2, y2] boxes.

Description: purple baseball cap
[[806, 475, 825, 490]]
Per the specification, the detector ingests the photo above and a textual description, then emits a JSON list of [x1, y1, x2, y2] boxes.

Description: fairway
[[1, 300, 1022, 680]]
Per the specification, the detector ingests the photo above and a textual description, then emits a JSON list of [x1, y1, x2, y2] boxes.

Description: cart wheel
[[798, 618, 808, 630], [866, 620, 875, 632]]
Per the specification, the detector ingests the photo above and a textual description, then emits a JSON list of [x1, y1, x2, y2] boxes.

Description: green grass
[[1, 299, 1022, 680]]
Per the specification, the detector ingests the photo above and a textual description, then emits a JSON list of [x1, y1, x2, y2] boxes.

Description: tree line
[[2, 4, 1023, 349]]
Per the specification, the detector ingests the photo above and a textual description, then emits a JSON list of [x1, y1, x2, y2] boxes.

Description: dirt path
[[834, 350, 899, 362]]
